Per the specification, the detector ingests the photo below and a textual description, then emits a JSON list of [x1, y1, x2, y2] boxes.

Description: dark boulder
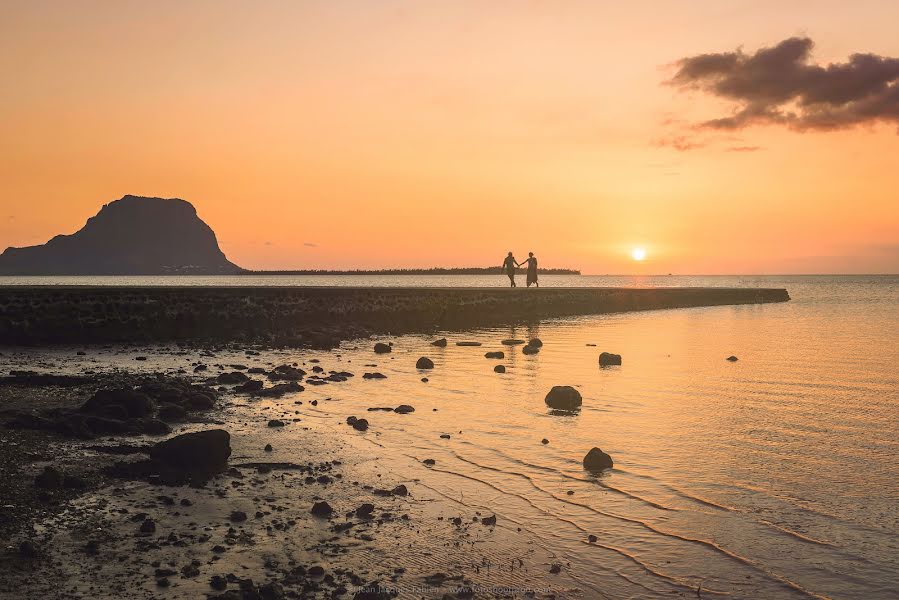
[[267, 419, 285, 428], [394, 405, 415, 414], [373, 343, 392, 354], [522, 344, 540, 355], [268, 365, 305, 381], [157, 403, 187, 422], [582, 447, 614, 472], [351, 418, 369, 431], [133, 417, 171, 435], [415, 357, 434, 369], [484, 351, 504, 359], [217, 372, 249, 384], [544, 386, 582, 411], [494, 365, 505, 373], [311, 501, 333, 517], [35, 466, 63, 489], [501, 339, 526, 346], [431, 338, 448, 347], [149, 429, 231, 470], [599, 352, 622, 367], [81, 388, 155, 418], [254, 382, 303, 398], [529, 338, 543, 348], [726, 355, 739, 362], [235, 380, 263, 393], [362, 372, 386, 379]]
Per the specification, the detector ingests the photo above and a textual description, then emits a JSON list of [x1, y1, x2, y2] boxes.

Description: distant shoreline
[[241, 267, 581, 275]]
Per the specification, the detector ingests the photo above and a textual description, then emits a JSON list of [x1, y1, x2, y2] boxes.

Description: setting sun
[[632, 247, 647, 261]]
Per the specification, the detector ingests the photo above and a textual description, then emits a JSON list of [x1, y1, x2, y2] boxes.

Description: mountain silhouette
[[0, 195, 243, 275]]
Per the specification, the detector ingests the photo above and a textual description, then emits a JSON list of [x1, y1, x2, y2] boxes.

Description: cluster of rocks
[[4, 377, 219, 439]]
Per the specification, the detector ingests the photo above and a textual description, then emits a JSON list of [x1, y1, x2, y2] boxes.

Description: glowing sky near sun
[[1, 1, 898, 273]]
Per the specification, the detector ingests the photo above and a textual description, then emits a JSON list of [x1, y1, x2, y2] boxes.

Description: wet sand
[[0, 344, 591, 600]]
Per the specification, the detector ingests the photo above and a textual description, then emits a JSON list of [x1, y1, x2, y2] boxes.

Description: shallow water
[[2, 276, 897, 598]]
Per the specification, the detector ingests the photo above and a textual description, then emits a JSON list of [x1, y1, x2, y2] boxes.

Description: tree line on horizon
[[243, 267, 581, 275]]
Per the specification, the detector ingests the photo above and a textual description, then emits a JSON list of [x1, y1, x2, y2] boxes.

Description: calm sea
[[1, 275, 896, 598]]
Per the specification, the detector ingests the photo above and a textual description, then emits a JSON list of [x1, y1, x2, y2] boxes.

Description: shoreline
[[0, 286, 790, 346], [0, 343, 589, 599]]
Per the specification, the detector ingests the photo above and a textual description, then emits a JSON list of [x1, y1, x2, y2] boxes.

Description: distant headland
[[0, 195, 242, 276], [0, 195, 580, 276]]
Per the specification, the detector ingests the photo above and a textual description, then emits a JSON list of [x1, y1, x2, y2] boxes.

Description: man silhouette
[[502, 252, 520, 287]]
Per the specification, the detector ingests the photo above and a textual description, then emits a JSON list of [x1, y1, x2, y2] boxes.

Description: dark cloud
[[669, 37, 899, 131], [303, 242, 318, 248]]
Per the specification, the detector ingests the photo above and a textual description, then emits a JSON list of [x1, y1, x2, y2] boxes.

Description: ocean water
[[2, 275, 897, 598], [0, 273, 891, 289], [297, 276, 895, 598]]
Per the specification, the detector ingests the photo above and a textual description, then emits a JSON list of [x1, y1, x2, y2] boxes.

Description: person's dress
[[526, 259, 538, 286]]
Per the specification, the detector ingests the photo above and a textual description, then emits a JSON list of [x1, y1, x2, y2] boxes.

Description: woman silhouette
[[523, 252, 538, 287]]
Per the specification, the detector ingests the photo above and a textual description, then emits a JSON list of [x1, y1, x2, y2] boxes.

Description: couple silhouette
[[502, 252, 538, 288]]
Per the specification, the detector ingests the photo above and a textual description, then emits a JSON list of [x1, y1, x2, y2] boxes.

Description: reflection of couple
[[502, 252, 538, 288]]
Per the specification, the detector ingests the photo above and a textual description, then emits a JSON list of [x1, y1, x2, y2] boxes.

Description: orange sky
[[1, 0, 898, 274]]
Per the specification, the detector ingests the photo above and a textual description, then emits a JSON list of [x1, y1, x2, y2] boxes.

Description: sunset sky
[[2, 0, 898, 274]]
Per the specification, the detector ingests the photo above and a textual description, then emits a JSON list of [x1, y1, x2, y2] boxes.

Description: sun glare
[[631, 247, 647, 261]]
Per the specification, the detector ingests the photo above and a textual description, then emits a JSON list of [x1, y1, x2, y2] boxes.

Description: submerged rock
[[501, 339, 526, 346], [431, 338, 448, 347], [583, 447, 614, 472], [456, 341, 482, 347], [373, 343, 392, 354], [544, 386, 582, 411], [599, 352, 622, 366], [726, 355, 739, 362], [415, 357, 434, 369], [484, 351, 504, 359], [149, 429, 231, 470]]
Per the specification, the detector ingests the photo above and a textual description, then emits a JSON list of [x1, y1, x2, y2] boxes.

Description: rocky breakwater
[[0, 286, 790, 346]]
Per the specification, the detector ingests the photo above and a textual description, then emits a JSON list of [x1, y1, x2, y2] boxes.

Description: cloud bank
[[669, 37, 899, 131]]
